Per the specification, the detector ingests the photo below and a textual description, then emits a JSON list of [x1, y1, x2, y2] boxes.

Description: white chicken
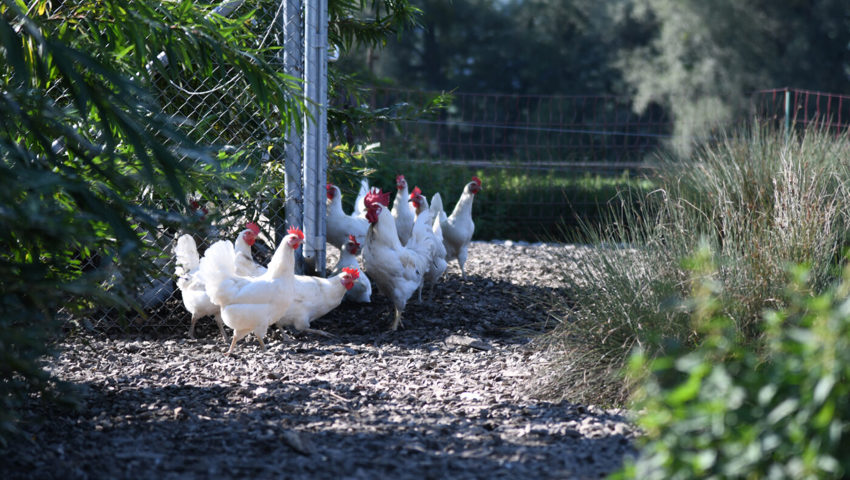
[[409, 187, 448, 301], [326, 183, 369, 250], [274, 267, 360, 337], [430, 177, 481, 280], [174, 234, 226, 341], [331, 234, 372, 303], [199, 226, 304, 354], [234, 222, 267, 277], [362, 188, 436, 330], [173, 223, 264, 340], [392, 174, 415, 246]]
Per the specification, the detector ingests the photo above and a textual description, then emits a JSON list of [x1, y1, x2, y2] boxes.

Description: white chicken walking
[[274, 266, 360, 337], [199, 226, 304, 354], [174, 234, 226, 341], [362, 188, 435, 330], [430, 176, 482, 280], [174, 223, 264, 341], [234, 222, 267, 277]]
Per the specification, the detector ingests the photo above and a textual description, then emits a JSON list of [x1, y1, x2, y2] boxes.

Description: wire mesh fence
[[365, 87, 850, 243], [365, 88, 671, 242], [753, 87, 850, 132], [64, 0, 326, 335], [369, 87, 671, 169]]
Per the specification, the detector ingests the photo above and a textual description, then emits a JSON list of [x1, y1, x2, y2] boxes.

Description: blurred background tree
[[338, 0, 850, 151], [616, 0, 850, 153]]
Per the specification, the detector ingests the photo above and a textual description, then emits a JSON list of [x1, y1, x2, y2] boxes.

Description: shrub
[[0, 1, 299, 445], [354, 155, 651, 241], [615, 246, 850, 479]]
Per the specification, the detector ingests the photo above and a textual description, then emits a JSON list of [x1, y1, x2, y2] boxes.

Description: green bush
[[349, 155, 652, 241], [615, 245, 850, 479], [0, 0, 300, 445]]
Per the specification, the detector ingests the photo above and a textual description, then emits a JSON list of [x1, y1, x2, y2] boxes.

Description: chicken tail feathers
[[409, 211, 438, 264], [174, 234, 200, 276], [198, 240, 238, 305], [353, 177, 370, 217], [430, 192, 445, 222]]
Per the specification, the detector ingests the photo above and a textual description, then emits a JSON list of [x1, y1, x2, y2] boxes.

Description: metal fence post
[[302, 0, 328, 276], [283, 0, 305, 274], [784, 87, 791, 145]]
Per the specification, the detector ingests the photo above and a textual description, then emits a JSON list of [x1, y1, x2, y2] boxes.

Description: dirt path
[[3, 242, 636, 479]]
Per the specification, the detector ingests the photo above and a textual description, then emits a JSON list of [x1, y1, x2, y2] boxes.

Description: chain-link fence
[[66, 1, 329, 335]]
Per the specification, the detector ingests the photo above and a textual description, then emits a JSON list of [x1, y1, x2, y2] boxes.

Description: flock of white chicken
[[174, 175, 482, 354]]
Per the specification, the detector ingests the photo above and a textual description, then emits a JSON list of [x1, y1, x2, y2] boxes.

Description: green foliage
[[616, 247, 850, 479], [0, 0, 435, 446], [326, 0, 453, 194], [0, 0, 301, 445], [344, 156, 651, 241], [538, 123, 850, 404], [329, 0, 422, 51]]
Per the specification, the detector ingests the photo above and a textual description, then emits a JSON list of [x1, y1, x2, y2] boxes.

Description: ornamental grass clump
[[538, 122, 850, 405]]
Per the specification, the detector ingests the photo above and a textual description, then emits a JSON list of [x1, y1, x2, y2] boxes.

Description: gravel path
[[4, 242, 637, 479]]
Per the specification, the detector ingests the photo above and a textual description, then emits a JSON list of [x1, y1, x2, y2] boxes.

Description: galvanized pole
[[784, 87, 791, 145], [283, 0, 305, 274], [302, 0, 328, 276]]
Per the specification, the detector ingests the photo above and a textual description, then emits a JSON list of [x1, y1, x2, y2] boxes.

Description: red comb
[[326, 183, 333, 190], [287, 226, 305, 240], [347, 234, 360, 246], [471, 176, 482, 187], [396, 174, 405, 182], [409, 186, 422, 199], [364, 188, 391, 209], [246, 222, 260, 235], [342, 267, 360, 280]]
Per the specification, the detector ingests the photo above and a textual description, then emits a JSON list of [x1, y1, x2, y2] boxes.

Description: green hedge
[[331, 156, 652, 241]]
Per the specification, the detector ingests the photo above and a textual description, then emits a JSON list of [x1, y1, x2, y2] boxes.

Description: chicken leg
[[457, 247, 468, 281], [213, 314, 228, 342], [226, 329, 251, 355], [189, 314, 228, 343], [188, 315, 199, 339], [390, 308, 404, 331]]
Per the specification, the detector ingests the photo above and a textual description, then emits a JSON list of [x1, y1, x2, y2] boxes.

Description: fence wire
[[60, 1, 326, 335]]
